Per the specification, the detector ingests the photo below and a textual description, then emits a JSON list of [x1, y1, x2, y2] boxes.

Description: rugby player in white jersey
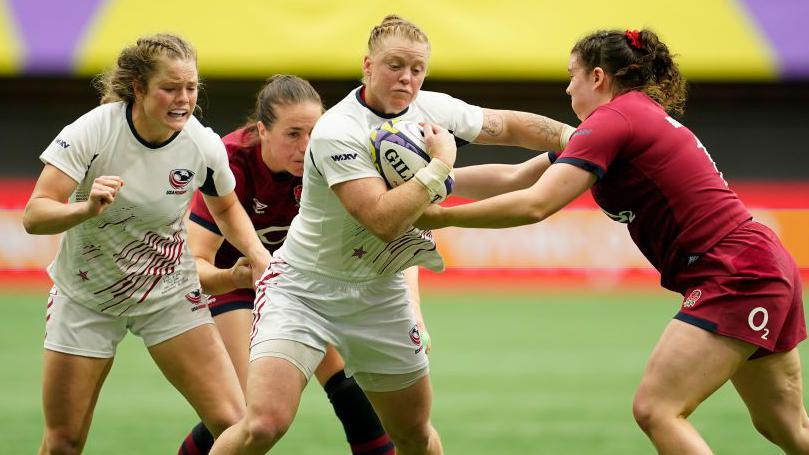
[[23, 34, 269, 454], [211, 15, 575, 455]]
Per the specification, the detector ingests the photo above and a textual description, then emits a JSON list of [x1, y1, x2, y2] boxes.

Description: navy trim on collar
[[355, 86, 409, 119], [126, 103, 181, 149]]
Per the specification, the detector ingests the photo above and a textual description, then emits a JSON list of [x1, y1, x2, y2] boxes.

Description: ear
[[257, 121, 267, 140], [362, 55, 372, 79], [592, 67, 607, 89], [133, 79, 146, 102]]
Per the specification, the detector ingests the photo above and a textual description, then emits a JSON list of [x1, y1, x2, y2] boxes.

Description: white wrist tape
[[414, 159, 452, 200], [560, 125, 576, 150]]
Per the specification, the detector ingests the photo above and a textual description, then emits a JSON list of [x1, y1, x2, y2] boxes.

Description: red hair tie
[[625, 29, 642, 49]]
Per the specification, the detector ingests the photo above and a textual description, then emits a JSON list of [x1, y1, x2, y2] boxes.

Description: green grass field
[[2, 287, 805, 454]]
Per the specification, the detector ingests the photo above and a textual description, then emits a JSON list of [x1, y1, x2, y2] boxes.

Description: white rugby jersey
[[279, 87, 483, 282], [40, 102, 235, 316]]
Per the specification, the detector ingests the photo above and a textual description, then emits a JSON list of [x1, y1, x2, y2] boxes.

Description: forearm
[[209, 202, 267, 263], [365, 179, 433, 241], [439, 189, 548, 229], [23, 197, 93, 235], [195, 258, 238, 295], [478, 109, 574, 152], [454, 154, 551, 200]]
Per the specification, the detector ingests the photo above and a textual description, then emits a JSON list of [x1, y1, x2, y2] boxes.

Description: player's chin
[[288, 163, 304, 177]]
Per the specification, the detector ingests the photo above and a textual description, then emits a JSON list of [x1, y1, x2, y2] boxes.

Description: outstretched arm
[[475, 108, 575, 152], [452, 154, 553, 200], [418, 163, 595, 230]]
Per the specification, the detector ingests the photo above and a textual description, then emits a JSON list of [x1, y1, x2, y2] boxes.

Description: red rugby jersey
[[189, 128, 302, 270], [555, 91, 751, 285]]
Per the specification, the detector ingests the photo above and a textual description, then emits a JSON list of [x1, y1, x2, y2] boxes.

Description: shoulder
[[70, 102, 125, 133], [183, 116, 226, 156], [312, 102, 366, 143]]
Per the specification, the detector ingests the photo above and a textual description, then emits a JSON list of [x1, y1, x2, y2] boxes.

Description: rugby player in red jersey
[[179, 75, 399, 455], [421, 29, 809, 454]]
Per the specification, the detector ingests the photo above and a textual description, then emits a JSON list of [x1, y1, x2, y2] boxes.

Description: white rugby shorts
[[44, 286, 213, 358], [250, 261, 429, 380]]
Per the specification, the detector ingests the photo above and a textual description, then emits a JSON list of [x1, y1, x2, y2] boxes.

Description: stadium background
[[1, 1, 807, 453]]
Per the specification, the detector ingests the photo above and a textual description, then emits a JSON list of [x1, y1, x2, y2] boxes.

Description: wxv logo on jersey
[[54, 138, 71, 149], [331, 153, 358, 162], [167, 169, 194, 195]]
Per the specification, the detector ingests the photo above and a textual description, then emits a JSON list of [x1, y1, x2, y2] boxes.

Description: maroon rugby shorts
[[673, 221, 805, 356]]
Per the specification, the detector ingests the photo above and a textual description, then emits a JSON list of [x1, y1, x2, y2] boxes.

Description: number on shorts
[[747, 307, 769, 340]]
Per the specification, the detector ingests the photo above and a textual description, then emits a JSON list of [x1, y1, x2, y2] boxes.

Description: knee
[[42, 430, 84, 455], [387, 422, 434, 452], [632, 391, 695, 435], [242, 409, 295, 450], [204, 403, 245, 436], [631, 394, 657, 434]]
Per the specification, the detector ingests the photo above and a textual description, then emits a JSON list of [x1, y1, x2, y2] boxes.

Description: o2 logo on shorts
[[409, 324, 424, 354], [748, 307, 769, 340]]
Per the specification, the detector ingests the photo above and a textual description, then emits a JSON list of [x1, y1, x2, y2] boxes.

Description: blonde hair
[[95, 33, 197, 105], [367, 14, 430, 55], [363, 15, 430, 84]]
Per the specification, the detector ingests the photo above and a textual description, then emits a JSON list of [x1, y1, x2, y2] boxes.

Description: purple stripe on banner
[[8, 0, 106, 74], [740, 0, 809, 79]]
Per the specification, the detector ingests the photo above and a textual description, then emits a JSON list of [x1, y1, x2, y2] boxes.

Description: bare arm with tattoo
[[474, 108, 575, 152]]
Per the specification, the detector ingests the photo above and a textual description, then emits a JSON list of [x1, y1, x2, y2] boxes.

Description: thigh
[[213, 308, 253, 393], [638, 319, 756, 414], [244, 356, 309, 426], [42, 350, 114, 446], [313, 345, 347, 386], [363, 374, 433, 436], [148, 323, 244, 435], [732, 347, 809, 431]]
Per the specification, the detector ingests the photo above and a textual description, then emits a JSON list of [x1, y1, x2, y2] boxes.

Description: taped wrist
[[560, 125, 576, 150], [414, 159, 452, 200]]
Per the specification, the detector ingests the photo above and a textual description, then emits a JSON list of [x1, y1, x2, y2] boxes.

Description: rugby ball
[[370, 120, 454, 204]]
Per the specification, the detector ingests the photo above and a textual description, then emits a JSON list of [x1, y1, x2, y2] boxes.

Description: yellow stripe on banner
[[75, 0, 776, 80], [0, 0, 22, 73]]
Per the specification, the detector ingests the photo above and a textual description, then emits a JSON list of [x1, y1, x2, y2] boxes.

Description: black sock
[[324, 370, 395, 455], [178, 421, 214, 455]]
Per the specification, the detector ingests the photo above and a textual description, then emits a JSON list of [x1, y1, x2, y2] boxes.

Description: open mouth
[[168, 109, 189, 119]]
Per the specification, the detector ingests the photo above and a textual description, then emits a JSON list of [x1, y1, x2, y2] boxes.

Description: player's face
[[134, 57, 198, 143], [259, 101, 322, 177], [363, 37, 429, 114], [566, 53, 600, 121]]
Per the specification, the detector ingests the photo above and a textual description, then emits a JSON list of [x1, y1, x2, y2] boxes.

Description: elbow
[[364, 220, 404, 243], [22, 208, 39, 235], [369, 226, 400, 243], [525, 202, 554, 224]]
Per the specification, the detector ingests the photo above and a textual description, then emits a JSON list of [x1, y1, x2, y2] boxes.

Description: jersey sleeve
[[198, 128, 236, 197], [422, 91, 483, 145], [39, 110, 102, 184], [556, 107, 630, 180], [310, 125, 381, 188]]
